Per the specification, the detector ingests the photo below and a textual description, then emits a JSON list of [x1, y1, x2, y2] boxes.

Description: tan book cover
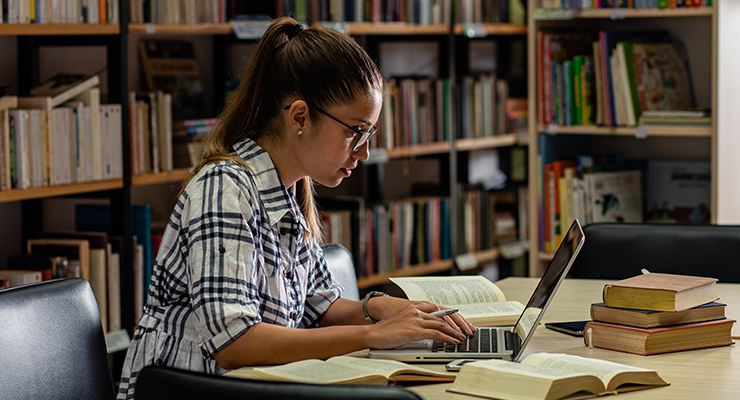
[[603, 273, 718, 312]]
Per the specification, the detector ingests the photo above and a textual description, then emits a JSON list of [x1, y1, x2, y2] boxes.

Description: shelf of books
[[0, 179, 124, 203], [131, 168, 190, 186], [0, 23, 120, 36], [527, 0, 716, 276], [341, 23, 449, 36]]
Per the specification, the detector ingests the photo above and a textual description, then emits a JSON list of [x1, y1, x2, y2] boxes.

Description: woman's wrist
[[362, 291, 388, 324]]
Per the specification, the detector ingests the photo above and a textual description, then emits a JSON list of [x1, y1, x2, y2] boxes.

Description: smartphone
[[544, 321, 589, 337], [445, 359, 479, 372]]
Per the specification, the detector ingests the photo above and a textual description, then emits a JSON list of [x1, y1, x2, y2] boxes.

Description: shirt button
[[285, 270, 294, 280], [201, 348, 208, 357], [280, 227, 288, 235], [290, 312, 298, 320], [292, 229, 300, 236], [219, 245, 226, 254]]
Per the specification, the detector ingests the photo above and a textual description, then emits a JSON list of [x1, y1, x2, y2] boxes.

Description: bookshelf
[[526, 2, 718, 276], [0, 1, 530, 347]]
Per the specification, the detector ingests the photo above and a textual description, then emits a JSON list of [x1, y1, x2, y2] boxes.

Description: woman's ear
[[286, 100, 309, 134]]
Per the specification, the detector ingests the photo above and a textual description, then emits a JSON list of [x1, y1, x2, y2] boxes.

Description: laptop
[[368, 219, 585, 362]]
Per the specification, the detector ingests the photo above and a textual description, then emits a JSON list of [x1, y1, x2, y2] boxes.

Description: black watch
[[362, 291, 388, 324]]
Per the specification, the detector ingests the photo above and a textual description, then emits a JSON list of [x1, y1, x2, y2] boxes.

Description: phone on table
[[544, 321, 589, 337], [445, 359, 479, 372]]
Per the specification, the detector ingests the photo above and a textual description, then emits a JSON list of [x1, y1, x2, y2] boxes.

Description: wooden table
[[409, 278, 740, 400], [228, 278, 740, 399]]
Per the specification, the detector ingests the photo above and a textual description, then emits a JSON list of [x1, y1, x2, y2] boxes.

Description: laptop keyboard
[[431, 327, 499, 354]]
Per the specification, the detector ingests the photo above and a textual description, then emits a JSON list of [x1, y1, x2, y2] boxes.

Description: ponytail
[[182, 17, 383, 242]]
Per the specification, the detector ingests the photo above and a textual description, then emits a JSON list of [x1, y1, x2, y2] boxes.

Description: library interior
[[1, 1, 740, 400]]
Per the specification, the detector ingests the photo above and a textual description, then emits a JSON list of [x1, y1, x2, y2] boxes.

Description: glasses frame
[[282, 104, 378, 152]]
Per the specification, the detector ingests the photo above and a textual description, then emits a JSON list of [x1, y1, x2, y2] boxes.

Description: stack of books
[[584, 272, 735, 355]]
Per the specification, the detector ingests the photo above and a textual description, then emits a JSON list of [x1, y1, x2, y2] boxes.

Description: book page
[[390, 276, 507, 305], [464, 358, 589, 380], [251, 359, 381, 384], [521, 353, 652, 388], [450, 301, 525, 316], [327, 356, 454, 379]]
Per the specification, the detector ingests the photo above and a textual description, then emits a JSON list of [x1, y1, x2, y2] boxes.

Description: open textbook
[[390, 275, 525, 326], [246, 356, 455, 385], [448, 353, 669, 400]]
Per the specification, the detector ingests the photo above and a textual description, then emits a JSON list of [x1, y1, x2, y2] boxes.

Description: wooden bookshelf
[[384, 142, 452, 158], [0, 179, 123, 203], [344, 23, 449, 35], [356, 248, 502, 289], [453, 23, 527, 36], [131, 169, 190, 186], [572, 7, 713, 19], [128, 23, 233, 35], [536, 125, 712, 137], [456, 134, 521, 151], [357, 260, 454, 289], [0, 23, 120, 36]]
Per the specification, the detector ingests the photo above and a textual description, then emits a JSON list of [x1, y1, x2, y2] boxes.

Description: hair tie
[[286, 24, 303, 39]]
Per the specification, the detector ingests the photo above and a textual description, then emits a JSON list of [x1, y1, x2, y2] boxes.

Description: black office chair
[[568, 223, 740, 282], [134, 365, 423, 400], [0, 278, 115, 400], [322, 243, 360, 301]]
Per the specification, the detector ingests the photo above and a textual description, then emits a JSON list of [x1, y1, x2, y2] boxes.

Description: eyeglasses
[[282, 104, 378, 152]]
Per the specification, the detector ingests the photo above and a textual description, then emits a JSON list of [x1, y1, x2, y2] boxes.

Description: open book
[[247, 356, 455, 385], [390, 275, 525, 326], [448, 353, 669, 400]]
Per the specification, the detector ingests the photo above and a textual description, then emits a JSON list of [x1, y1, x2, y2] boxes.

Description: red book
[[584, 319, 735, 355], [543, 163, 553, 253]]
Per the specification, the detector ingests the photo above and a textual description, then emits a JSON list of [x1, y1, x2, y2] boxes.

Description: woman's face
[[301, 92, 382, 188]]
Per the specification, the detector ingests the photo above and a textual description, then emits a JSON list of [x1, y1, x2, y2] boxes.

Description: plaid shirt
[[117, 138, 342, 399]]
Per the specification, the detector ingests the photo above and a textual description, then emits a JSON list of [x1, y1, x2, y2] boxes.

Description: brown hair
[[182, 17, 383, 241]]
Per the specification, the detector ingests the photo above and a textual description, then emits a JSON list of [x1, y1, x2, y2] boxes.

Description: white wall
[[717, 2, 740, 223]]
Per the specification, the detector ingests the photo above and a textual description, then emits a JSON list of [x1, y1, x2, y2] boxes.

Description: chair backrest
[[135, 365, 423, 400], [568, 223, 740, 282], [0, 278, 115, 400], [321, 243, 360, 301]]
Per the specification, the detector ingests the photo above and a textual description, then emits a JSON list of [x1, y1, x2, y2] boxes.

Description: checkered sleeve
[[184, 165, 263, 357], [300, 238, 343, 328]]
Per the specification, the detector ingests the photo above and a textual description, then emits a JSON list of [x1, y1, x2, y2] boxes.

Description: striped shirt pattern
[[116, 138, 342, 399]]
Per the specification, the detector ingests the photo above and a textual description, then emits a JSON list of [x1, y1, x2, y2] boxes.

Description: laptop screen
[[511, 219, 585, 360]]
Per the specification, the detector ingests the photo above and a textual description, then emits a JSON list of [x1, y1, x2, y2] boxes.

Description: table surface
[[228, 278, 740, 400]]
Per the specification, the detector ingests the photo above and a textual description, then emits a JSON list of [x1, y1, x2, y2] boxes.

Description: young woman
[[116, 17, 474, 399]]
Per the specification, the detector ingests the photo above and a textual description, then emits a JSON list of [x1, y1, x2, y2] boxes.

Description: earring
[[297, 129, 303, 135]]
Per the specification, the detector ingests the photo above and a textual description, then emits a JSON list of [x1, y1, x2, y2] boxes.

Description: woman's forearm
[[213, 322, 373, 370]]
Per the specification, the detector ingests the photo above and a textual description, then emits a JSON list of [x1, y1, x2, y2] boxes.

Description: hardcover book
[[585, 170, 642, 223], [448, 353, 669, 400], [590, 302, 726, 329], [602, 272, 718, 312], [584, 319, 734, 355], [29, 73, 100, 108]]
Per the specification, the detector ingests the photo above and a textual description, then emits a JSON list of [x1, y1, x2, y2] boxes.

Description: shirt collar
[[232, 138, 308, 231]]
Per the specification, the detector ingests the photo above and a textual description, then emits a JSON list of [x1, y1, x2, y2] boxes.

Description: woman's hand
[[366, 296, 476, 338], [363, 304, 468, 349]]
